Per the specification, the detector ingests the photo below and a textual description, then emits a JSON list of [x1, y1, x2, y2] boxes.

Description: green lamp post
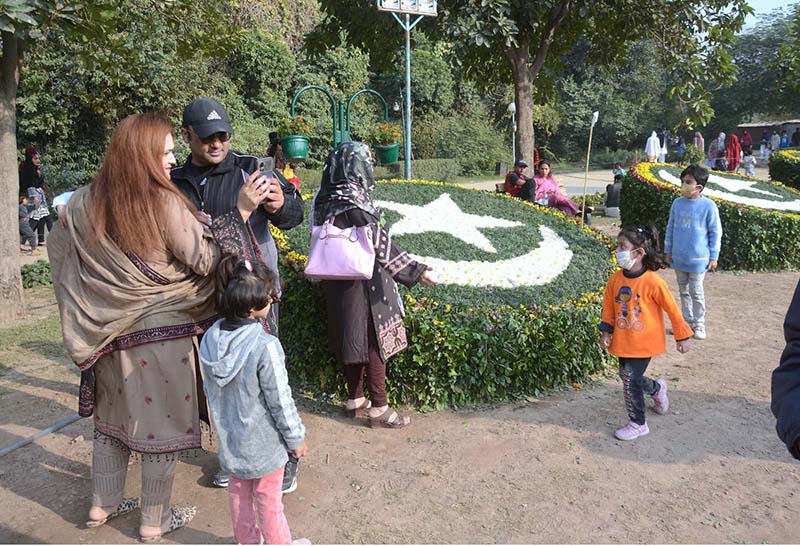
[[288, 86, 392, 160]]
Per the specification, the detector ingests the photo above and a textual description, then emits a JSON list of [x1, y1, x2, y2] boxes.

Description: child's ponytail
[[619, 224, 666, 271], [214, 254, 276, 320]]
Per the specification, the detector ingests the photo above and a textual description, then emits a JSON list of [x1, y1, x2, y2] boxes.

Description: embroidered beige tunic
[[49, 187, 222, 454]]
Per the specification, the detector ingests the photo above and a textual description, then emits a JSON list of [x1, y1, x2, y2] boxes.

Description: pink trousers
[[228, 466, 292, 545]]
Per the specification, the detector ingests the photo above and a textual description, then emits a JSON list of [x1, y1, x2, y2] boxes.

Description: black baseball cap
[[514, 159, 528, 168], [182, 98, 233, 139]]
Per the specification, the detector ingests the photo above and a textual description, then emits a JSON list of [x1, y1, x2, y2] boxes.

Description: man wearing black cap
[[171, 97, 304, 492], [504, 159, 536, 201]]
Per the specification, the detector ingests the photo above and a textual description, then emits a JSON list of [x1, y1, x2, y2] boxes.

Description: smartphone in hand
[[258, 157, 274, 179]]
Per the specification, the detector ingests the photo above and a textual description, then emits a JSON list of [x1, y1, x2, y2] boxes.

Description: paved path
[[461, 165, 774, 197]]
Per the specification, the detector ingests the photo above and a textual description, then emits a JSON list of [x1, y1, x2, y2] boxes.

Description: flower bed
[[274, 179, 617, 409], [769, 149, 800, 190], [621, 163, 800, 271]]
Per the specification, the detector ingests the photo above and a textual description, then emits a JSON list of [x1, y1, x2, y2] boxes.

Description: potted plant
[[277, 116, 312, 160], [369, 122, 402, 164]]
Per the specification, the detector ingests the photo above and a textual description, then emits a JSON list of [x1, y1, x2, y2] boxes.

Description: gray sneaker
[[693, 325, 706, 340], [212, 471, 229, 488], [282, 455, 299, 494]]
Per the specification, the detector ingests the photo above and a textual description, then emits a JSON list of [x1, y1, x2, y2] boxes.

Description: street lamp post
[[377, 0, 437, 180], [508, 102, 516, 166]]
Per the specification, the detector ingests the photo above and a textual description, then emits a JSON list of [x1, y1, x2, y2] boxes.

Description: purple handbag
[[304, 219, 376, 280]]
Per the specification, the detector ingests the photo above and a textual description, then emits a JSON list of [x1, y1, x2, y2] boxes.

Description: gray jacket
[[200, 319, 305, 479]]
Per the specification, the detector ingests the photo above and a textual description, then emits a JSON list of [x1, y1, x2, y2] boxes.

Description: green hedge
[[274, 179, 616, 409], [380, 158, 461, 182], [621, 163, 800, 271], [297, 158, 461, 194], [769, 150, 800, 190]]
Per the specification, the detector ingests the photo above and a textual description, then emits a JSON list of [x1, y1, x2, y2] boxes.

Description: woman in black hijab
[[314, 142, 437, 428]]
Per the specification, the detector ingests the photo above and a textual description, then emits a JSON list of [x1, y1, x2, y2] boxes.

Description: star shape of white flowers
[[375, 193, 523, 253]]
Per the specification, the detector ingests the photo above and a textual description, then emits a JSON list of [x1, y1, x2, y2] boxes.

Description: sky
[[743, 0, 797, 29]]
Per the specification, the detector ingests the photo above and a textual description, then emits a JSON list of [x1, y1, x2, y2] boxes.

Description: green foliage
[[276, 181, 615, 408], [680, 144, 705, 167], [20, 260, 51, 288], [292, 39, 376, 166], [226, 30, 296, 122], [621, 166, 800, 271], [17, 1, 238, 176], [589, 148, 638, 169], [412, 108, 509, 175], [384, 159, 461, 182], [231, 0, 321, 54], [710, 6, 800, 133], [769, 150, 800, 190], [548, 41, 674, 160], [408, 41, 456, 116]]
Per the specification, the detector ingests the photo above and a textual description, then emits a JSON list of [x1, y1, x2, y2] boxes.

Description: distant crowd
[[646, 126, 800, 177]]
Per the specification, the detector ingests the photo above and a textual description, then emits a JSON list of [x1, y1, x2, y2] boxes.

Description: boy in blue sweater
[[664, 164, 722, 340]]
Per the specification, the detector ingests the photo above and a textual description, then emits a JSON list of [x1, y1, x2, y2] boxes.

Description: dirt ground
[[1, 228, 799, 543]]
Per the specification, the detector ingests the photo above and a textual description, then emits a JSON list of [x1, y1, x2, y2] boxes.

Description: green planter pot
[[374, 142, 400, 164], [280, 135, 310, 161]]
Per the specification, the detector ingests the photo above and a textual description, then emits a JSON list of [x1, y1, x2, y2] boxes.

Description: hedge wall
[[769, 149, 800, 190], [275, 179, 616, 409], [297, 158, 462, 194], [621, 163, 800, 271]]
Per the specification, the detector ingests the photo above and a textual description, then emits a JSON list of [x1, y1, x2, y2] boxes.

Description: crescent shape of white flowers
[[409, 225, 573, 288], [375, 194, 574, 288]]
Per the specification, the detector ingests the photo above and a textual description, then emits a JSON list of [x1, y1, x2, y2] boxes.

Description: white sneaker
[[693, 325, 706, 340]]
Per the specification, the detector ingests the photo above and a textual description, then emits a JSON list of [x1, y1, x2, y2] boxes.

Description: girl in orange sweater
[[600, 225, 693, 441]]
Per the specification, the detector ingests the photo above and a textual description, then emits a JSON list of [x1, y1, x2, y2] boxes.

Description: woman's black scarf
[[19, 151, 44, 194], [313, 141, 380, 226]]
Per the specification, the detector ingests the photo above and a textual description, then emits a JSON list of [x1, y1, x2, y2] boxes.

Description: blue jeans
[[675, 270, 706, 328]]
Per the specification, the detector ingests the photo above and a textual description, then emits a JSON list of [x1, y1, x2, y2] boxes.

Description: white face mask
[[615, 249, 637, 270]]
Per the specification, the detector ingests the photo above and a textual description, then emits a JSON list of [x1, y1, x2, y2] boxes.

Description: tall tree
[[0, 0, 234, 323], [311, 0, 750, 165]]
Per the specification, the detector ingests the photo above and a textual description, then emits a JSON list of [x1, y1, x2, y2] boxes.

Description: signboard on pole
[[377, 0, 437, 16]]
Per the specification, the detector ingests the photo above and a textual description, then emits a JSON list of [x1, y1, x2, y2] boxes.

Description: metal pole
[[581, 124, 596, 228], [0, 414, 81, 458], [404, 14, 412, 180], [512, 110, 516, 165]]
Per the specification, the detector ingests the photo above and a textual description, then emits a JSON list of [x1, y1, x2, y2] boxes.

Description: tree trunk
[[0, 33, 24, 323], [506, 39, 535, 176]]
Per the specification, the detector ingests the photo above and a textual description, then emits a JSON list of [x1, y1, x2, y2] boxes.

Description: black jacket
[[772, 279, 800, 459], [170, 150, 304, 290]]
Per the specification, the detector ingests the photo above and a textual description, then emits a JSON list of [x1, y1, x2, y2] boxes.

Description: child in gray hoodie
[[200, 256, 307, 544]]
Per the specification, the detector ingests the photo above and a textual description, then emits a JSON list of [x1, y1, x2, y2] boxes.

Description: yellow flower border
[[773, 150, 800, 162], [271, 178, 616, 316], [632, 162, 800, 220]]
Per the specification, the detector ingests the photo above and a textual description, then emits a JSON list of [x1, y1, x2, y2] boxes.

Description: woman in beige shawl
[[49, 113, 269, 541]]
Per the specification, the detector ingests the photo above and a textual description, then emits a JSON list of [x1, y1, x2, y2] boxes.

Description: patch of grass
[[0, 309, 66, 370]]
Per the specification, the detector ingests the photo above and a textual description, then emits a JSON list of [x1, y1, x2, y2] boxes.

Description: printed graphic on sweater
[[614, 286, 643, 332]]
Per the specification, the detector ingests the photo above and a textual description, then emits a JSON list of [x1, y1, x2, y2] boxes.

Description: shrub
[[621, 163, 800, 271], [590, 148, 638, 169], [680, 144, 705, 166], [274, 179, 616, 408], [21, 260, 52, 288], [769, 149, 800, 190], [381, 159, 461, 182]]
